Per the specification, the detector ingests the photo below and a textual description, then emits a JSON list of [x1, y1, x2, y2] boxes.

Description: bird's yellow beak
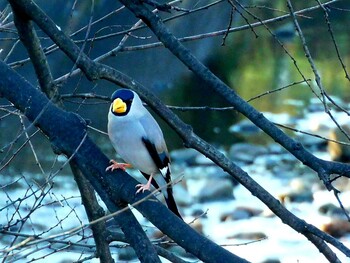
[[112, 98, 127, 113]]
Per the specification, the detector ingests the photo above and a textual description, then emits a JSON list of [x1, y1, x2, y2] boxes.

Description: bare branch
[[71, 162, 114, 263], [315, 0, 350, 81], [2, 0, 349, 262]]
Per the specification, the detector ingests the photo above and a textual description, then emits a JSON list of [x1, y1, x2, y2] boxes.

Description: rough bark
[[0, 59, 249, 263]]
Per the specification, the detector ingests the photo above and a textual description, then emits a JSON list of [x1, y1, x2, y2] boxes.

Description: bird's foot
[[135, 182, 151, 194], [105, 160, 132, 172]]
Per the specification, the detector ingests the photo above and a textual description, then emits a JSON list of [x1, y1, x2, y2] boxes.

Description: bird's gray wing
[[139, 114, 182, 219], [139, 113, 170, 169]]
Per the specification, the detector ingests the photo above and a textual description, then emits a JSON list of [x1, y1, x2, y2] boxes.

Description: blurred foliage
[[166, 1, 350, 148]]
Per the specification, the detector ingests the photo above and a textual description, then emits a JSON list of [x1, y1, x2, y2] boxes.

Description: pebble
[[331, 176, 350, 192], [321, 218, 350, 238], [117, 246, 137, 261], [254, 153, 296, 171], [167, 245, 196, 259], [197, 179, 235, 202], [190, 208, 208, 218], [229, 119, 261, 135], [194, 154, 216, 165], [170, 148, 199, 165], [296, 133, 327, 151], [318, 203, 348, 219], [173, 182, 193, 207], [227, 231, 267, 240], [267, 143, 288, 154], [328, 124, 350, 162], [220, 207, 263, 221], [279, 190, 313, 204], [261, 259, 281, 263], [229, 143, 268, 164]]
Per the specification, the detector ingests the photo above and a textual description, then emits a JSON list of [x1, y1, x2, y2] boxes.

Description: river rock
[[318, 203, 345, 218], [327, 124, 350, 162], [331, 176, 350, 192], [255, 153, 298, 175], [296, 133, 327, 151], [220, 206, 263, 221], [173, 182, 193, 207], [267, 143, 288, 154], [170, 148, 199, 165], [167, 245, 197, 260], [279, 177, 314, 203], [195, 154, 216, 165], [190, 208, 208, 218], [197, 179, 234, 202], [204, 167, 239, 186], [279, 190, 313, 204], [118, 246, 137, 261], [261, 259, 281, 263], [321, 218, 350, 237], [229, 143, 268, 164], [254, 154, 287, 170], [228, 231, 267, 240], [229, 119, 260, 135]]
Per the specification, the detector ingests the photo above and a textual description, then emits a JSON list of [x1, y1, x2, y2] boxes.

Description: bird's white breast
[[108, 110, 158, 175]]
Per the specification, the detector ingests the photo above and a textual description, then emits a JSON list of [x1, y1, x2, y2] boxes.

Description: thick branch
[[10, 6, 115, 261], [0, 60, 161, 263], [7, 0, 350, 261], [71, 162, 114, 263], [9, 0, 99, 81], [0, 58, 248, 262], [10, 4, 57, 101], [121, 1, 322, 171], [117, 0, 349, 259], [107, 231, 189, 263]]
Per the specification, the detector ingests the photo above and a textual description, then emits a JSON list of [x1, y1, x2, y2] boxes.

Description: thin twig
[[314, 0, 350, 81], [52, 0, 340, 84], [1, 173, 183, 253], [287, 0, 350, 144], [19, 116, 45, 175]]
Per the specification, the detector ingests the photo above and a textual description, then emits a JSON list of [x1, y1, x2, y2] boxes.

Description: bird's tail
[[164, 187, 182, 220], [163, 167, 182, 220], [142, 170, 183, 219]]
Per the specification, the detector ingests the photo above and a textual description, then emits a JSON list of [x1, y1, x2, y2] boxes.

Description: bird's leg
[[105, 159, 132, 172], [136, 173, 153, 193]]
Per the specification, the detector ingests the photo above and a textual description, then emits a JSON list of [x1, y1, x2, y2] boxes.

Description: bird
[[106, 89, 182, 219]]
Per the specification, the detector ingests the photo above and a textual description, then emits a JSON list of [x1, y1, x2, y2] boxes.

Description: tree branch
[[7, 0, 350, 261], [0, 56, 248, 262], [10, 6, 115, 262], [107, 231, 190, 263], [0, 58, 162, 263], [111, 0, 350, 261], [10, 3, 58, 101], [71, 162, 114, 263]]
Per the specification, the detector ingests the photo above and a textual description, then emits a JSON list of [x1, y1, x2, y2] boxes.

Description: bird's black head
[[110, 89, 134, 116]]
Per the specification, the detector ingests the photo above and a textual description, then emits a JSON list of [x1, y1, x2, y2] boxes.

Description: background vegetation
[[0, 0, 349, 262]]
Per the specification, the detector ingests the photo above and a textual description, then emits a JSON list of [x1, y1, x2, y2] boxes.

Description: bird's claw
[[105, 160, 132, 172], [135, 183, 151, 194]]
